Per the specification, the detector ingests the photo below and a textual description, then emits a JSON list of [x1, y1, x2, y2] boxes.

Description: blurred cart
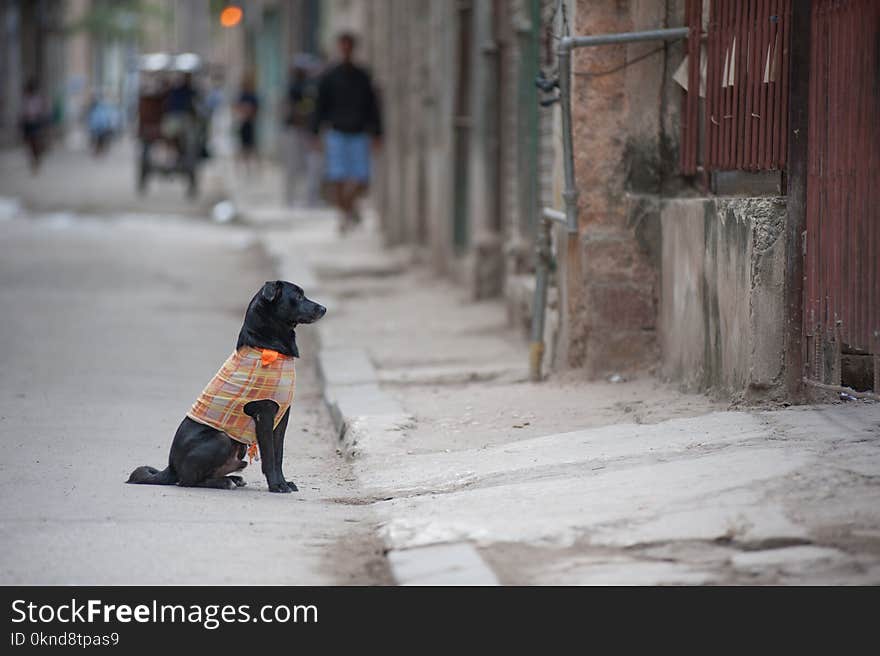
[[136, 53, 208, 198]]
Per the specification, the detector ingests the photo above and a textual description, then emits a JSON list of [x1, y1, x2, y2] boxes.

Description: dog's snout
[[299, 301, 326, 324]]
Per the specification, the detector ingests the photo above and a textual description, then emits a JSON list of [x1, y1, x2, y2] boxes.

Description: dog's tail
[[126, 465, 178, 486]]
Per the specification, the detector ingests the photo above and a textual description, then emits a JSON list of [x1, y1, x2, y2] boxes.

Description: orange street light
[[220, 5, 243, 28]]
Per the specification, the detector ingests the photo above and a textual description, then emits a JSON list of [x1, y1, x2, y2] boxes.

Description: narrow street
[[2, 137, 880, 585], [2, 135, 879, 585], [0, 144, 390, 585], [2, 0, 879, 605]]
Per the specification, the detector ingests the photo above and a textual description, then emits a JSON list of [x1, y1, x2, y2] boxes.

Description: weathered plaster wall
[[660, 197, 788, 401], [659, 199, 706, 390]]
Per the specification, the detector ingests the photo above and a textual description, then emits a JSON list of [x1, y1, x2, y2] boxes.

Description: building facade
[[0, 1, 322, 152], [361, 0, 557, 332], [0, 0, 67, 145], [359, 0, 878, 401]]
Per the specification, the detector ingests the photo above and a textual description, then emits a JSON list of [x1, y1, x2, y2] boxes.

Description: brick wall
[[559, 0, 682, 376]]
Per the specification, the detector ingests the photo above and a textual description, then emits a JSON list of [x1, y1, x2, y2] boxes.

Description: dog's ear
[[260, 281, 282, 303]]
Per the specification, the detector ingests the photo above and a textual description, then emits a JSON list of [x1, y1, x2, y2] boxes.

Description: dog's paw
[[268, 482, 292, 493], [285, 480, 299, 492], [228, 475, 246, 487]]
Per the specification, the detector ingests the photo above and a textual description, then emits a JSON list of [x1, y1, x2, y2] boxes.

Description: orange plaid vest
[[187, 346, 296, 447]]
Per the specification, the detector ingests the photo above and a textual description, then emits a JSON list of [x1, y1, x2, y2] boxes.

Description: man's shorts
[[324, 130, 370, 183]]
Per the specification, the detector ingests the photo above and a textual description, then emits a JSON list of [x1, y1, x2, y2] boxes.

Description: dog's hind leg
[[208, 446, 247, 482], [173, 429, 244, 490]]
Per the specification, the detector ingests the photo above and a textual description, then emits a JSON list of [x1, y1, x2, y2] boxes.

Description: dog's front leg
[[244, 400, 288, 493], [272, 408, 296, 491]]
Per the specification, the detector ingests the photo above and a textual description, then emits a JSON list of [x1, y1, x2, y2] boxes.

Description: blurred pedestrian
[[282, 55, 321, 207], [236, 73, 260, 174], [162, 72, 200, 169], [86, 91, 118, 156], [19, 79, 48, 173], [311, 33, 382, 232]]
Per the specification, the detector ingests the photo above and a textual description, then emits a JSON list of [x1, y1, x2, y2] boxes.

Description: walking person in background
[[236, 73, 260, 174], [311, 33, 382, 232], [19, 79, 48, 173], [86, 91, 118, 156], [281, 56, 319, 207]]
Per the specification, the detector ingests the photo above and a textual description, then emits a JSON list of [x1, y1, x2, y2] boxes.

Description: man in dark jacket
[[311, 33, 382, 232]]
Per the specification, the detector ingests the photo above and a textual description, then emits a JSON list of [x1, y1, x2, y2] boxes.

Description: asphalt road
[[0, 134, 227, 218], [0, 209, 390, 584]]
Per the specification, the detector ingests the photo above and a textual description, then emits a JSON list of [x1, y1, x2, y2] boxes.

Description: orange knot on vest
[[260, 349, 281, 366]]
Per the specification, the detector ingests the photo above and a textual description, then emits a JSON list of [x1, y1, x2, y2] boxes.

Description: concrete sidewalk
[[257, 211, 880, 585]]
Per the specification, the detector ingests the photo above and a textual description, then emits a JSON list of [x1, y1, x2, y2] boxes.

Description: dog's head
[[257, 280, 326, 326], [237, 281, 326, 358]]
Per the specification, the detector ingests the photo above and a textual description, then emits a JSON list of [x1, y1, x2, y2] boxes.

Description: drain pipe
[[529, 25, 691, 382], [529, 207, 567, 381]]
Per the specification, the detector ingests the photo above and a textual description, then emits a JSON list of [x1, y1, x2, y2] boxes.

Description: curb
[[316, 347, 414, 459], [262, 225, 503, 585], [386, 543, 500, 585], [314, 343, 502, 583], [314, 340, 501, 586]]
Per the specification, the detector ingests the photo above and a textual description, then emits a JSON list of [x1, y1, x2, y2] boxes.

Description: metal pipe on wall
[[555, 27, 689, 235], [556, 44, 579, 236], [528, 25, 691, 382]]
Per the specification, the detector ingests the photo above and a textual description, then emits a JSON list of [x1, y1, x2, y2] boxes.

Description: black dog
[[127, 281, 326, 493]]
